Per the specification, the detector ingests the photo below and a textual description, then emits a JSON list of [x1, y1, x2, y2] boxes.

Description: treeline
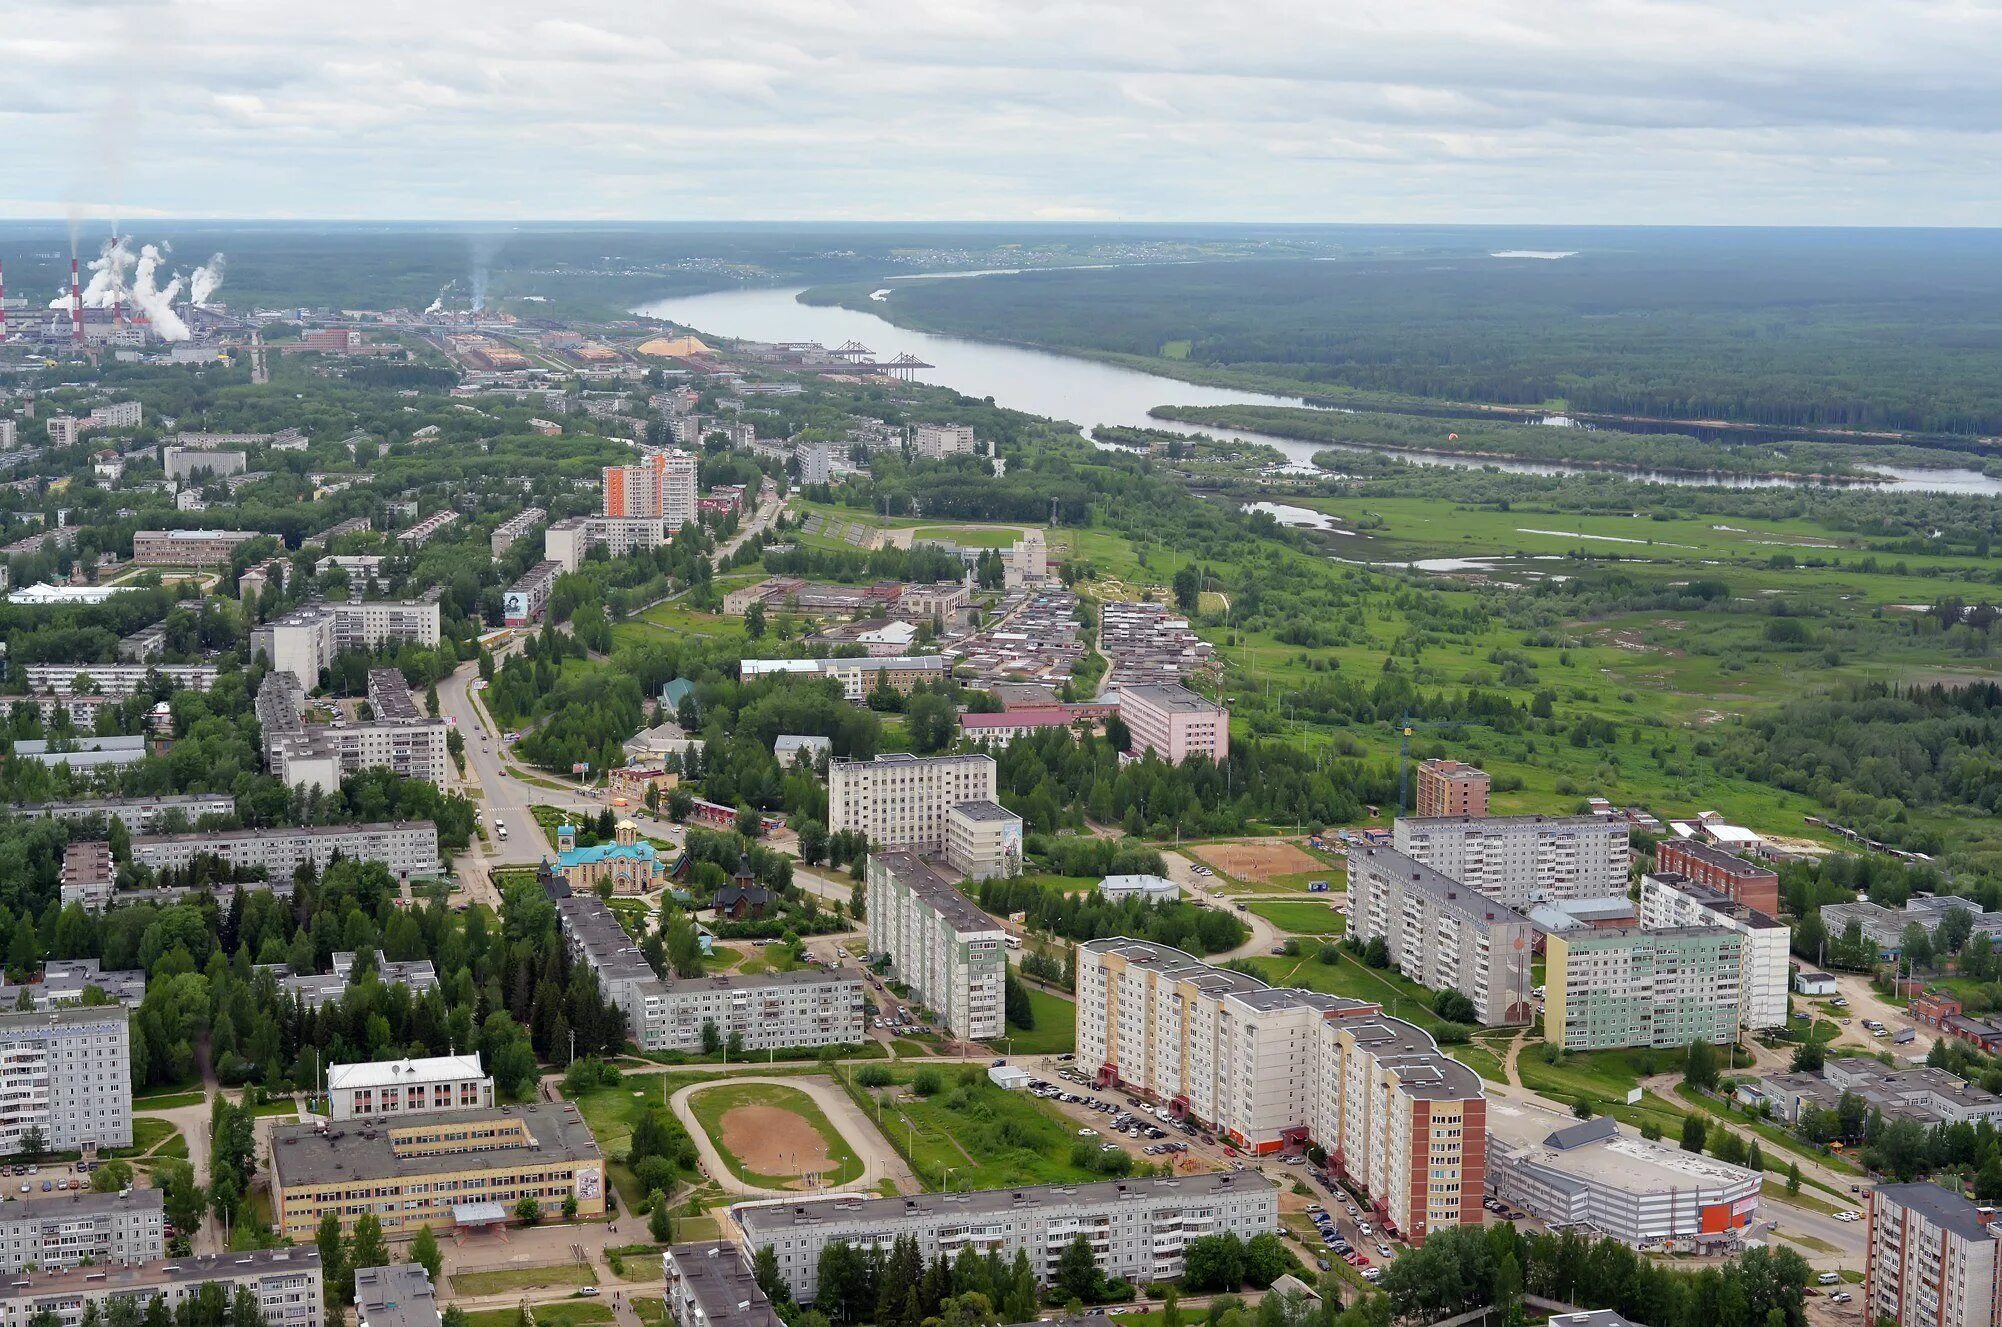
[[747, 541, 967, 586], [975, 875, 1246, 954]]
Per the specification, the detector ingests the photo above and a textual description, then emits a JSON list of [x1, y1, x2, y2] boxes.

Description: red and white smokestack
[[70, 258, 84, 345]]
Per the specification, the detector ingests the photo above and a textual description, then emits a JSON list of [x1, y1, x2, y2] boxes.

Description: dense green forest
[[825, 230, 2002, 434]]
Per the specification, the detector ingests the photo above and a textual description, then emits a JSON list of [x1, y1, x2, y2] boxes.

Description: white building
[[254, 599, 443, 689], [0, 1248, 322, 1327], [1393, 814, 1631, 908], [1098, 874, 1179, 903], [943, 799, 1025, 881], [866, 851, 1005, 1041], [0, 1006, 133, 1153], [257, 670, 450, 792], [1345, 844, 1536, 1026], [87, 402, 142, 431], [638, 970, 866, 1055], [328, 1054, 496, 1121], [829, 753, 997, 852], [796, 443, 833, 486], [736, 1172, 1277, 1304], [1004, 529, 1048, 590], [131, 821, 440, 880], [0, 1187, 164, 1275], [22, 663, 218, 698], [544, 516, 671, 573], [1638, 872, 1790, 1031], [161, 445, 248, 482], [490, 507, 547, 557], [913, 423, 976, 458]]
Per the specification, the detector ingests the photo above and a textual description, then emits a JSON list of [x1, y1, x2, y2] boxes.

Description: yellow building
[[269, 1106, 605, 1238]]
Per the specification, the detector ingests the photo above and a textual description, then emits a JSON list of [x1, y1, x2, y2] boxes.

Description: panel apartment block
[[0, 1006, 133, 1153], [1119, 683, 1229, 764], [1545, 926, 1742, 1052], [736, 1173, 1277, 1304], [1654, 839, 1781, 917], [254, 600, 443, 689], [1866, 1182, 2002, 1327], [1392, 814, 1630, 908], [0, 1188, 164, 1274], [830, 753, 997, 851], [1638, 872, 1790, 1030], [0, 1249, 321, 1327], [866, 851, 1005, 1041], [1344, 845, 1535, 1026], [131, 821, 439, 880]]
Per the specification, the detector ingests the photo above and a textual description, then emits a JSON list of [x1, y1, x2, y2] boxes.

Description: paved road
[[1156, 849, 1288, 960], [668, 1074, 917, 1197]]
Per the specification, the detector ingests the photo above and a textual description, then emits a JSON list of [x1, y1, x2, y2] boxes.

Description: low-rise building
[[739, 655, 948, 703], [328, 1053, 496, 1121], [0, 1248, 322, 1327], [0, 1188, 164, 1274], [1819, 895, 2002, 960], [1545, 927, 1742, 1052], [396, 511, 458, 547], [269, 1106, 605, 1238], [1866, 1182, 2002, 1327], [866, 851, 1005, 1042], [1098, 874, 1178, 903], [1484, 1095, 1760, 1249], [1764, 1057, 2002, 1129], [131, 529, 259, 567], [553, 820, 669, 895], [131, 821, 440, 880], [1344, 844, 1536, 1026], [0, 959, 145, 1010], [736, 1173, 1278, 1304]]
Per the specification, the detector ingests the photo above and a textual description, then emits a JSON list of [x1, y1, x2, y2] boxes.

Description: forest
[[828, 229, 2002, 435]]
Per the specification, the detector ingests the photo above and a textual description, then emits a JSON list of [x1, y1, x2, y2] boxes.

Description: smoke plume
[[189, 254, 226, 306], [47, 234, 208, 342]]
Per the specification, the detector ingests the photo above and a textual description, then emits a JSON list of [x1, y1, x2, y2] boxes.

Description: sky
[[3, 0, 2001, 224]]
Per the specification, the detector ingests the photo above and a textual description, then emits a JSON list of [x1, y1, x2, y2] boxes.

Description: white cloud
[[0, 0, 1998, 220]]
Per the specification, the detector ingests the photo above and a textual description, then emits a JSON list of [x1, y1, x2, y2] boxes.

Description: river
[[632, 284, 2002, 496]]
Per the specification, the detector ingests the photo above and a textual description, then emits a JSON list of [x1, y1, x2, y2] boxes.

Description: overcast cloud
[[2, 0, 1999, 223]]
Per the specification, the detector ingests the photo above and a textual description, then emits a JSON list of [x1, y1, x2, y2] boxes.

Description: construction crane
[[1395, 709, 1499, 814]]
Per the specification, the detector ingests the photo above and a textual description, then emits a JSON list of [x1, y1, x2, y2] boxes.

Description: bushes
[[910, 1068, 944, 1097]]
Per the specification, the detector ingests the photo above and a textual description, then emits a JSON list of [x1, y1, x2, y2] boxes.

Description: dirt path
[[1501, 1026, 1531, 1087]]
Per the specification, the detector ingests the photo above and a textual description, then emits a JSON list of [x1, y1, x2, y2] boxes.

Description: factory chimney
[[70, 258, 84, 345], [0, 256, 8, 341]]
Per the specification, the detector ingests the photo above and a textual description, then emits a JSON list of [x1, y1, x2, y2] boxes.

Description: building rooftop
[[1661, 838, 1774, 875], [737, 1172, 1277, 1237], [0, 1186, 164, 1223], [1348, 844, 1534, 927], [1120, 682, 1221, 714], [0, 1248, 320, 1302], [651, 967, 864, 997], [269, 1105, 601, 1187], [1876, 1182, 2000, 1242], [950, 798, 1018, 823], [1643, 873, 1785, 929], [1398, 813, 1621, 833], [871, 850, 1001, 935], [354, 1264, 442, 1327], [664, 1243, 784, 1327], [1486, 1094, 1760, 1195], [328, 1054, 488, 1092]]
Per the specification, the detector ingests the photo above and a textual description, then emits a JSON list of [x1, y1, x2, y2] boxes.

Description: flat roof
[[950, 799, 1018, 823], [1397, 813, 1622, 833], [354, 1264, 441, 1327], [651, 967, 864, 997], [0, 1186, 163, 1222], [737, 1172, 1276, 1237], [1347, 844, 1533, 926], [1643, 873, 1785, 929], [1661, 838, 1774, 875], [1876, 1182, 2000, 1242], [328, 1054, 488, 1092], [664, 1242, 784, 1327], [1120, 682, 1221, 713], [871, 850, 998, 935], [268, 1105, 601, 1187], [0, 1249, 320, 1303], [1486, 1095, 1760, 1195]]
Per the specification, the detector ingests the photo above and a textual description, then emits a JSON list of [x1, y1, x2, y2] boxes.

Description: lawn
[[1514, 1047, 1690, 1137], [995, 981, 1076, 1055], [133, 1090, 205, 1110], [565, 1078, 673, 1208], [111, 1118, 180, 1158], [252, 1099, 298, 1118], [1242, 951, 1452, 1033], [466, 1309, 614, 1327], [1246, 899, 1348, 935], [451, 1264, 599, 1296], [841, 1063, 1119, 1191], [685, 1082, 865, 1189], [630, 1299, 667, 1327]]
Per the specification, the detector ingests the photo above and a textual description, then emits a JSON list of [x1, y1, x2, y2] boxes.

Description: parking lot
[[7, 1160, 104, 1194]]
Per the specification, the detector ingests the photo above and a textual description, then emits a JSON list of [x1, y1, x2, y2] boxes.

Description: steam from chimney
[[130, 245, 190, 341], [188, 254, 226, 307], [468, 232, 506, 313], [48, 235, 217, 342], [424, 281, 455, 316]]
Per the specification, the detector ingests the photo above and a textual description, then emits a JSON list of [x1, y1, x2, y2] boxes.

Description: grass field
[[111, 1118, 179, 1158], [685, 1082, 865, 1189], [451, 1264, 599, 1296], [841, 1063, 1121, 1190], [997, 982, 1077, 1055], [467, 1308, 613, 1327], [1242, 951, 1452, 1032], [565, 1078, 672, 1207], [1246, 898, 1348, 935], [133, 1090, 205, 1110]]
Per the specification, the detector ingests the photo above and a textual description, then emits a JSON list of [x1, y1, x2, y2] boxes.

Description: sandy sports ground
[[1197, 838, 1325, 882], [717, 1102, 835, 1185]]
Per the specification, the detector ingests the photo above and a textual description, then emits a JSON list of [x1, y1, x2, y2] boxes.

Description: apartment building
[[58, 841, 114, 912], [943, 799, 1025, 881], [327, 1053, 495, 1121], [913, 423, 976, 458], [1638, 872, 1790, 1030], [490, 507, 547, 557], [0, 1006, 133, 1153], [0, 960, 145, 1011], [131, 821, 440, 880], [87, 402, 142, 431], [238, 556, 289, 603], [1415, 760, 1490, 818], [1545, 927, 1742, 1052], [504, 561, 562, 626], [866, 851, 1005, 1041], [603, 449, 697, 527], [1120, 683, 1229, 764], [45, 418, 79, 448], [0, 1249, 321, 1327], [1866, 1183, 2002, 1327], [739, 655, 949, 703], [13, 794, 236, 835], [21, 663, 218, 697], [1344, 845, 1536, 1026], [258, 670, 450, 792], [830, 753, 998, 851], [554, 890, 671, 1049], [1654, 840, 1782, 916], [0, 1189, 164, 1274], [161, 445, 249, 482], [1393, 814, 1631, 908], [737, 1172, 1277, 1304], [640, 970, 867, 1055], [131, 529, 259, 567], [270, 1105, 604, 1238], [355, 1265, 442, 1327], [663, 1243, 784, 1327], [255, 599, 442, 689], [1076, 938, 1485, 1243], [396, 511, 458, 547], [544, 516, 670, 572]]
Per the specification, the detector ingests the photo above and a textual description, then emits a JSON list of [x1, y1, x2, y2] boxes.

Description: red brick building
[[1415, 759, 1490, 818], [1656, 839, 1781, 916]]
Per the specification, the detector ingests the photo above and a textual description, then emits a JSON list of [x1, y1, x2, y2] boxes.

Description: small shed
[[987, 1065, 1033, 1091]]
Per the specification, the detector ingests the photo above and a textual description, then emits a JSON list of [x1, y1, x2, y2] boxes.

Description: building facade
[[0, 1006, 133, 1153], [131, 529, 259, 567], [0, 1249, 321, 1327], [829, 753, 998, 852], [327, 1054, 496, 1121], [1392, 815, 1631, 908], [943, 799, 1025, 881], [21, 664, 218, 697], [1866, 1183, 2002, 1327], [1120, 683, 1229, 764], [0, 1189, 164, 1274], [255, 600, 442, 689], [913, 424, 976, 458], [1654, 840, 1782, 917], [603, 449, 697, 527], [738, 655, 948, 703], [736, 1173, 1277, 1304], [1344, 845, 1536, 1026], [1638, 872, 1790, 1030], [131, 821, 439, 880], [1415, 760, 1491, 818], [866, 851, 1005, 1041], [490, 508, 547, 557], [641, 970, 867, 1055], [1544, 927, 1743, 1052], [504, 561, 562, 627]]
